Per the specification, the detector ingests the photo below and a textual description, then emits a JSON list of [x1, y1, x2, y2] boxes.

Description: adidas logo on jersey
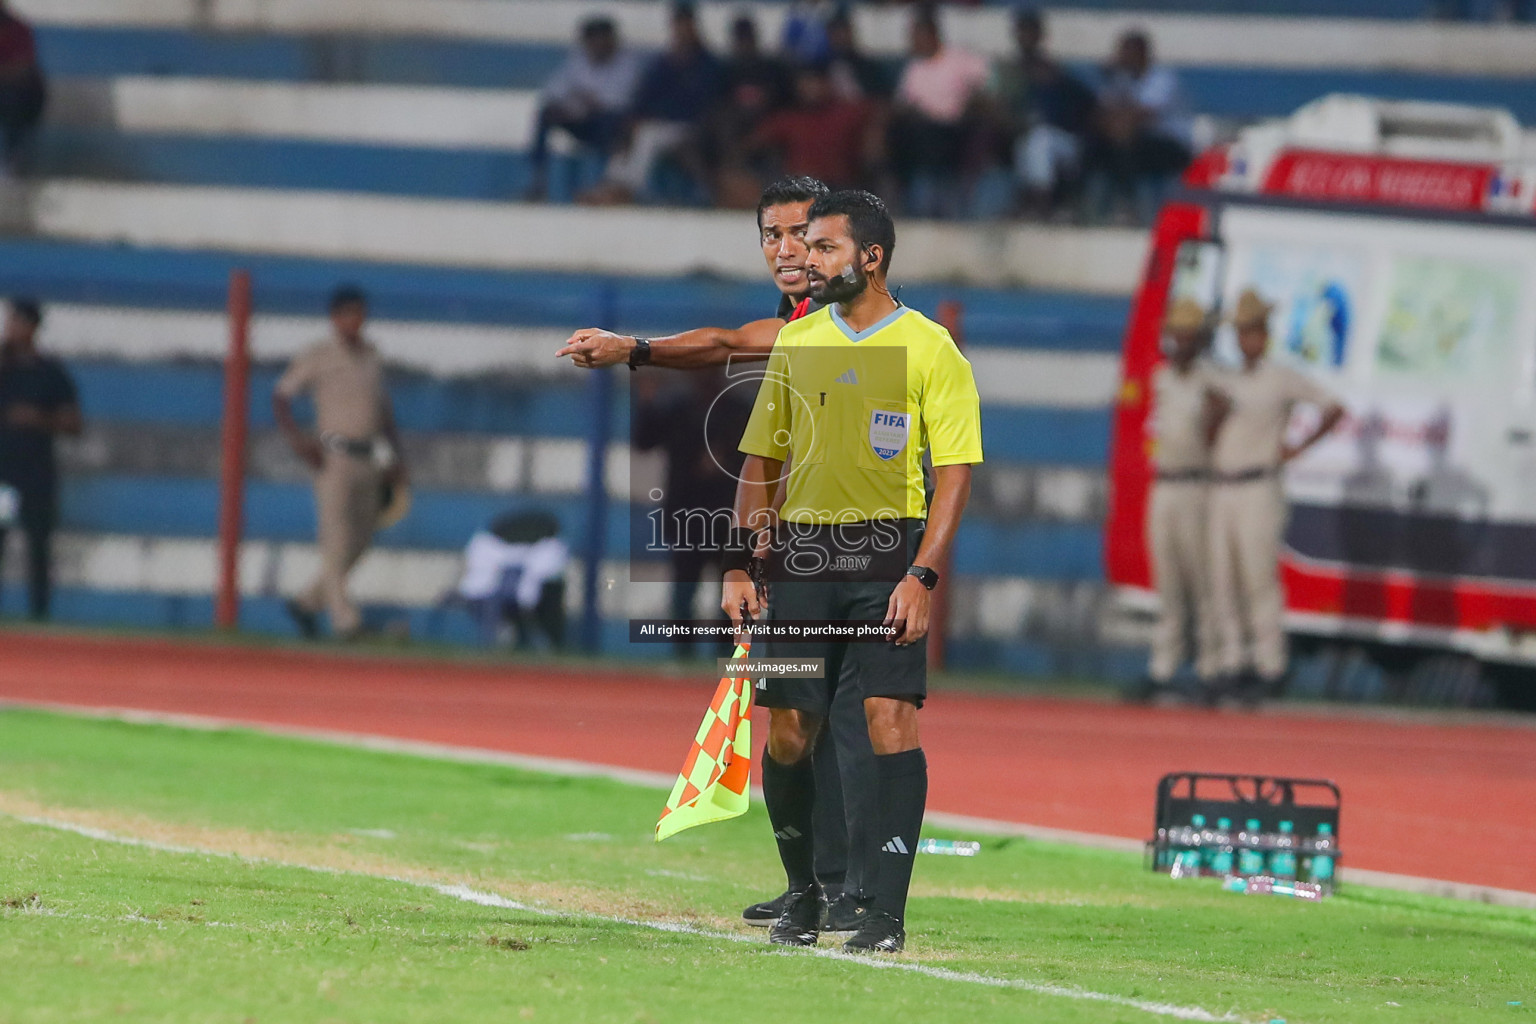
[[774, 826, 803, 841], [881, 836, 910, 855], [835, 368, 859, 385]]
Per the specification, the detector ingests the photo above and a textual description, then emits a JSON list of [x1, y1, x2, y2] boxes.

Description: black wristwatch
[[906, 565, 940, 590], [627, 337, 652, 370]]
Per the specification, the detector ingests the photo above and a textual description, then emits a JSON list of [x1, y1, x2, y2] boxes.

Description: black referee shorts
[[756, 519, 927, 716]]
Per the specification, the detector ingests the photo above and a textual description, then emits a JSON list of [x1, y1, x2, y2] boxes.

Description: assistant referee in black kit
[[721, 191, 983, 953]]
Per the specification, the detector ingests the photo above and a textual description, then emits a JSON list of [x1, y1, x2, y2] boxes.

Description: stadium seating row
[[0, 240, 1132, 352], [38, 30, 1536, 121], [23, 1, 1536, 75]]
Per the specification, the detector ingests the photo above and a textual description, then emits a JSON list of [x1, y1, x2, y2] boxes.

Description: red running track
[[0, 632, 1532, 894]]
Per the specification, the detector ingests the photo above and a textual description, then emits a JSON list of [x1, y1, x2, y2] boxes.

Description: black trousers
[[0, 517, 53, 620], [0, 78, 45, 162], [812, 680, 878, 897]]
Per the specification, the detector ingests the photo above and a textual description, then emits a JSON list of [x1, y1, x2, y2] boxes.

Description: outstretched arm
[[556, 318, 783, 370]]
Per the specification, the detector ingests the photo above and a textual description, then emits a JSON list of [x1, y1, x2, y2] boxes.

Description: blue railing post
[[579, 284, 618, 652]]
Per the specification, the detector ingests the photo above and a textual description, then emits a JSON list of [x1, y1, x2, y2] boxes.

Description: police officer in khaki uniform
[[274, 285, 406, 640], [1207, 288, 1343, 696], [1132, 296, 1223, 701]]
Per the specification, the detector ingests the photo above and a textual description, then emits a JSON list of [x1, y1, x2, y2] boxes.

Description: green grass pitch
[[0, 708, 1531, 1023]]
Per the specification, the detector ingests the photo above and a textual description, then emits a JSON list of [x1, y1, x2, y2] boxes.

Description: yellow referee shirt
[[739, 304, 983, 523]]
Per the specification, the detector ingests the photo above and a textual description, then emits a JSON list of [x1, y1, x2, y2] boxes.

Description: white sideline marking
[[4, 812, 1240, 1022], [6, 700, 1536, 910]]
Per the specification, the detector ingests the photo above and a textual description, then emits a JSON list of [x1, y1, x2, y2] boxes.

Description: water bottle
[[916, 838, 981, 857], [1171, 815, 1205, 878], [1269, 820, 1297, 880], [1237, 818, 1266, 876], [1237, 875, 1324, 901], [1209, 817, 1235, 876], [1308, 823, 1335, 886]]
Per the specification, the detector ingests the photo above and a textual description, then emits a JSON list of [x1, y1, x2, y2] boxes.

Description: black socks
[[761, 748, 817, 892], [872, 747, 928, 921]]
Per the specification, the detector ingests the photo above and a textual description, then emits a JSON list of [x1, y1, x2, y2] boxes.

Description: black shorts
[[755, 520, 927, 716]]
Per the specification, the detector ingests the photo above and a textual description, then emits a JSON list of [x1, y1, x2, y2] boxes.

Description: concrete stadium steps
[[33, 128, 587, 205], [42, 63, 1536, 131], [22, 1, 1536, 76], [11, 529, 1113, 650], [52, 78, 542, 151], [0, 241, 1132, 352], [61, 359, 1112, 466], [54, 475, 1100, 582], [35, 27, 565, 87], [54, 332, 1116, 416], [12, 181, 1145, 292], [62, 422, 1105, 524]]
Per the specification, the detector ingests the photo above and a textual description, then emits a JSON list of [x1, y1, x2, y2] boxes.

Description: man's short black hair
[[807, 190, 896, 273], [1014, 6, 1043, 32], [755, 176, 829, 230], [671, 2, 697, 23], [329, 284, 368, 311], [8, 297, 41, 327], [580, 15, 616, 40]]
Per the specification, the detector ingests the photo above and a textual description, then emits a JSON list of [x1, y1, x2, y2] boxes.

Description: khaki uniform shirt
[[1150, 361, 1217, 474], [276, 336, 390, 440], [1210, 360, 1336, 474]]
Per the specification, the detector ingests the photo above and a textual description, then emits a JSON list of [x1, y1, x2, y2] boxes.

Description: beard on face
[[808, 261, 868, 304]]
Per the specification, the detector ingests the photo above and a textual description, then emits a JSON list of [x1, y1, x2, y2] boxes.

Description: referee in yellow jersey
[[721, 190, 983, 953]]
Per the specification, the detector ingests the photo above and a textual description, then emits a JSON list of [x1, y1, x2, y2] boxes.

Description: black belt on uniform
[[1212, 467, 1278, 484], [321, 433, 377, 459], [1155, 468, 1209, 483]]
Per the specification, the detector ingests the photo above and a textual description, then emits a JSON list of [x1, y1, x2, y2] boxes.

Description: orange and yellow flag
[[655, 642, 755, 842]]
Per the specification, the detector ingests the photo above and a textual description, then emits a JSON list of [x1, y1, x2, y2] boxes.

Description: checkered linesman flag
[[655, 642, 755, 841]]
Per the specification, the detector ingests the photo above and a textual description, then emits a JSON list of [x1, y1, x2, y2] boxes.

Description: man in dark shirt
[[751, 64, 871, 190], [990, 8, 1098, 215], [825, 10, 893, 103], [0, 0, 46, 173], [591, 2, 722, 203], [0, 299, 81, 619], [633, 368, 751, 658], [710, 13, 795, 204]]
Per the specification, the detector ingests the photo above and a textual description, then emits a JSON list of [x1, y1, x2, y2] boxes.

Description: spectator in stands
[[749, 63, 870, 190], [0, 0, 45, 175], [989, 8, 1097, 218], [825, 8, 892, 102], [589, 2, 722, 205], [1083, 29, 1193, 224], [525, 16, 643, 201], [710, 13, 795, 207], [0, 299, 81, 621], [888, 5, 990, 217], [275, 285, 408, 642], [780, 0, 835, 65], [633, 369, 749, 659]]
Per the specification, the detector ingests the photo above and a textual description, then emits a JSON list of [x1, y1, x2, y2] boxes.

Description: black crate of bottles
[[1147, 772, 1341, 895]]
